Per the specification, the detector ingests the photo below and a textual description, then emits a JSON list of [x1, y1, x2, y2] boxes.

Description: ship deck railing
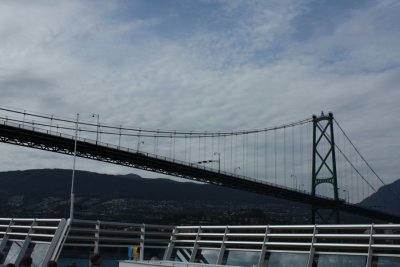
[[2, 218, 400, 267]]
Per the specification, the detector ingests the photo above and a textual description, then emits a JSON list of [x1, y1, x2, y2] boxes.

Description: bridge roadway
[[0, 121, 398, 222]]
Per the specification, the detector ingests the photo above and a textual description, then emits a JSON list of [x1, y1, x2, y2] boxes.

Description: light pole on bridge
[[213, 152, 221, 172], [234, 166, 241, 175], [291, 174, 297, 189], [299, 183, 305, 192], [137, 140, 144, 151], [92, 114, 100, 144], [196, 152, 221, 172], [343, 189, 349, 203]]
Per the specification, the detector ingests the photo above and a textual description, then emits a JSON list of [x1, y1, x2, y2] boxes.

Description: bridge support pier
[[311, 112, 340, 224]]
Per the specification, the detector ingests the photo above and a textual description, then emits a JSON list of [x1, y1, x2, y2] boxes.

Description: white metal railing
[[2, 219, 400, 266], [0, 218, 67, 267], [161, 224, 400, 267], [0, 218, 173, 266], [65, 219, 173, 261]]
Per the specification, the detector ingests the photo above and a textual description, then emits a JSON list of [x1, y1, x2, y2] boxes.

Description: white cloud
[[0, 0, 399, 190]]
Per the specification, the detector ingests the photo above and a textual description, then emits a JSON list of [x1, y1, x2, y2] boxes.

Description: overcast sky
[[0, 0, 399, 185]]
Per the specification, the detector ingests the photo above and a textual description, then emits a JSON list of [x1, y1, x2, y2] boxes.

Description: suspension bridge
[[0, 107, 398, 223]]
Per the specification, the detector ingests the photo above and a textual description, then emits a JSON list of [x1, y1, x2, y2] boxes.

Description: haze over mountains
[[0, 169, 398, 224]]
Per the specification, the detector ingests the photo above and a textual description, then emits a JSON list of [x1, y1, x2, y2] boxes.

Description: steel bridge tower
[[311, 112, 340, 224]]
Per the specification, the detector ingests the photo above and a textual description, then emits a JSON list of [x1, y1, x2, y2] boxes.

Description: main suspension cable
[[0, 106, 313, 137]]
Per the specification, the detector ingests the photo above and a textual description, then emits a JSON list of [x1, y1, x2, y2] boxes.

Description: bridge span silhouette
[[0, 107, 398, 223]]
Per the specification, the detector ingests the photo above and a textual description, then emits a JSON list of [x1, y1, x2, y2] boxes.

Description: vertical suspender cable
[[284, 127, 286, 186], [223, 136, 226, 171], [246, 134, 249, 177], [230, 134, 233, 172], [292, 126, 295, 183], [254, 133, 256, 178], [154, 136, 157, 154], [217, 133, 220, 170], [198, 137, 201, 162], [188, 133, 192, 163], [256, 132, 259, 179], [169, 135, 172, 158], [204, 132, 207, 161], [300, 124, 303, 191], [274, 130, 277, 184], [242, 134, 245, 177], [234, 134, 237, 173], [265, 131, 268, 181], [211, 135, 214, 169], [184, 135, 187, 161]]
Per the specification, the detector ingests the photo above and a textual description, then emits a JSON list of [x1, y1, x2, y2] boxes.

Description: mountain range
[[360, 179, 400, 216], [0, 169, 304, 224], [0, 169, 398, 224]]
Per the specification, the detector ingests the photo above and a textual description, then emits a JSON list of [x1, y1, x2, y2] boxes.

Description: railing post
[[307, 224, 318, 267], [217, 226, 229, 265], [163, 227, 177, 260], [0, 219, 13, 252], [15, 219, 36, 267], [43, 219, 67, 266], [365, 224, 374, 267], [94, 220, 100, 254], [189, 226, 202, 262], [48, 218, 70, 262], [140, 224, 145, 261], [258, 226, 270, 267]]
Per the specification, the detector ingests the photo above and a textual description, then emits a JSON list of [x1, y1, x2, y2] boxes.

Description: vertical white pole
[[70, 113, 79, 220]]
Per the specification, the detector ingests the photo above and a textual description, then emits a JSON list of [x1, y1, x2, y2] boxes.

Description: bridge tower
[[311, 112, 340, 224]]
